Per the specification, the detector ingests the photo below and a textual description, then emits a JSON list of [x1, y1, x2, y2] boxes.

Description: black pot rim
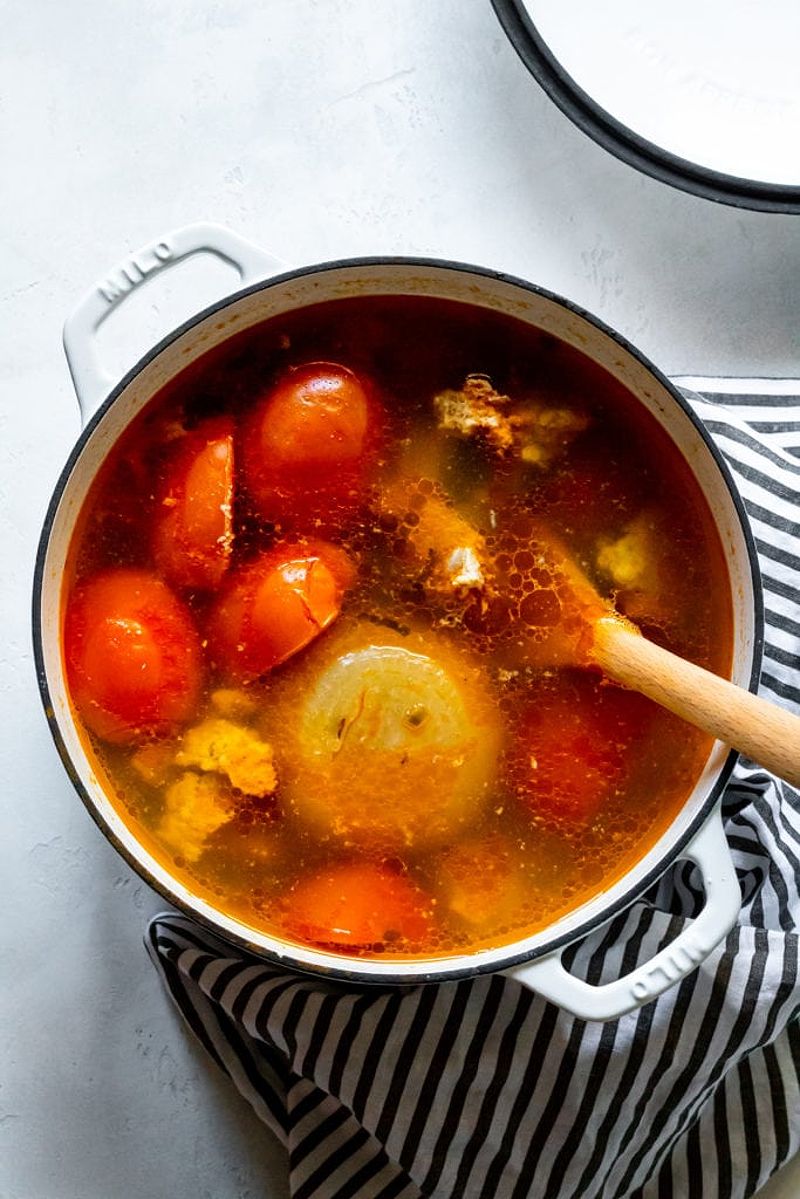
[[491, 0, 800, 215], [32, 252, 765, 987]]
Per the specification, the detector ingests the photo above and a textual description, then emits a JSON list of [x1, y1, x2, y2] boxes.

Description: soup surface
[[63, 296, 732, 959]]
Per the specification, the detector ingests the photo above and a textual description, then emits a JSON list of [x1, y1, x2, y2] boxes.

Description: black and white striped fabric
[[147, 383, 800, 1199]]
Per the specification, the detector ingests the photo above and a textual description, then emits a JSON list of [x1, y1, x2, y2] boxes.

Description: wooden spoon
[[522, 524, 800, 789]]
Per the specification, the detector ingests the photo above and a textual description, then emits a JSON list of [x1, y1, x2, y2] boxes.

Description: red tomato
[[284, 863, 432, 949], [241, 362, 377, 525], [152, 417, 234, 591], [207, 540, 355, 681], [64, 569, 203, 744], [507, 679, 652, 825]]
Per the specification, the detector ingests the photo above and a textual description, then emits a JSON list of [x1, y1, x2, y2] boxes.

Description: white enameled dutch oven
[[33, 224, 762, 1021]]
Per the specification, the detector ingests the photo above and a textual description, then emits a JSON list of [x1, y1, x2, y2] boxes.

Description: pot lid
[[492, 0, 800, 212]]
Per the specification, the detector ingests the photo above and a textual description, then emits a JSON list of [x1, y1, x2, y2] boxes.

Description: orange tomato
[[207, 539, 355, 681], [284, 863, 432, 949], [152, 417, 234, 591], [64, 569, 203, 744], [241, 362, 377, 525], [507, 678, 653, 825]]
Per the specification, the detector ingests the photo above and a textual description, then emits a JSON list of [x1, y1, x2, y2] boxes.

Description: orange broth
[[63, 296, 732, 958]]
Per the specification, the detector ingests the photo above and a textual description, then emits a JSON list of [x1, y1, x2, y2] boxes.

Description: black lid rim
[[492, 0, 800, 215]]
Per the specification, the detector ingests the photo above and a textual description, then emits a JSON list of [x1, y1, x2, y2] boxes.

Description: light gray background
[[2, 2, 798, 1197]]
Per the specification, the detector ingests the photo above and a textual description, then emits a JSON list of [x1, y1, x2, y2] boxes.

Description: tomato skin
[[207, 540, 355, 681], [507, 680, 652, 825], [152, 417, 234, 591], [284, 863, 432, 949], [241, 362, 377, 525], [64, 569, 203, 744]]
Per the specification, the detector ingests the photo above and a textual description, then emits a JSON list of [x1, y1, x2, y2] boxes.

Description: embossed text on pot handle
[[63, 222, 285, 423], [506, 805, 741, 1021]]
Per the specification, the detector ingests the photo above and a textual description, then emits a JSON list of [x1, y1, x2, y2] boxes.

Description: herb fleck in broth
[[63, 296, 732, 958]]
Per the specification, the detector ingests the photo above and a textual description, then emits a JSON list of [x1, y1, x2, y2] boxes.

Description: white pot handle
[[62, 222, 285, 422], [506, 803, 740, 1021]]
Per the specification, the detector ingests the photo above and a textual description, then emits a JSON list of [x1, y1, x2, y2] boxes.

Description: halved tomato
[[506, 676, 653, 825], [284, 863, 432, 949], [152, 417, 234, 591], [207, 539, 355, 681]]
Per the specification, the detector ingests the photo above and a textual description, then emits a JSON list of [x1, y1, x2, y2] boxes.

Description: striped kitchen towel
[[147, 382, 800, 1199]]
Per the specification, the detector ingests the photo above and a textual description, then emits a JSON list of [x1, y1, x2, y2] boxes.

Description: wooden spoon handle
[[593, 618, 800, 789]]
